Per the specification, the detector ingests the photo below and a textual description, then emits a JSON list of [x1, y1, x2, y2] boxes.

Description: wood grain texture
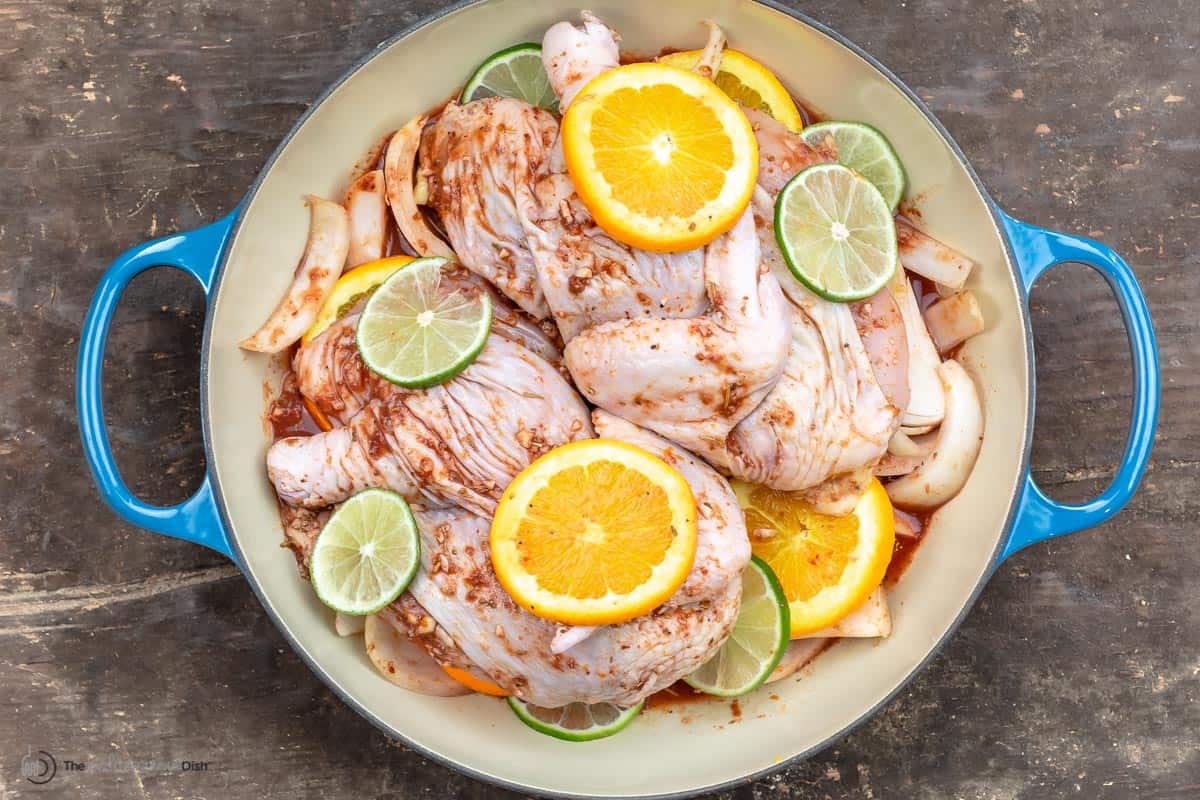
[[0, 0, 1195, 798]]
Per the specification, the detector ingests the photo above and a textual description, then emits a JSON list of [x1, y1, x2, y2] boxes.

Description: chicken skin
[[267, 332, 591, 517]]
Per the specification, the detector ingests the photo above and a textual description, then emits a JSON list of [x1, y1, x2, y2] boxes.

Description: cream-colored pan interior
[[204, 1, 1029, 796]]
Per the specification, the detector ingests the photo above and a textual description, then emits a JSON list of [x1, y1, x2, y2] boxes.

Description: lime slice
[[462, 43, 559, 112], [356, 256, 492, 388], [310, 489, 420, 615], [774, 163, 898, 302], [684, 556, 790, 697], [507, 697, 642, 742], [799, 121, 907, 211]]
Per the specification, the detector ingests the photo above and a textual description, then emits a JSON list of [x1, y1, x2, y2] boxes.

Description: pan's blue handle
[[999, 212, 1159, 560], [76, 211, 239, 560]]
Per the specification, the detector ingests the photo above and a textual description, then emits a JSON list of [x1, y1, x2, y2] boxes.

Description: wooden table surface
[[2, 0, 1195, 797]]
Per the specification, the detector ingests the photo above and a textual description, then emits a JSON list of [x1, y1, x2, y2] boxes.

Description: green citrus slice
[[309, 489, 420, 616], [774, 163, 898, 302], [356, 256, 492, 389]]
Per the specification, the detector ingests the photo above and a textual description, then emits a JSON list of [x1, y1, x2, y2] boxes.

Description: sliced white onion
[[343, 169, 388, 269], [363, 613, 470, 696], [886, 359, 984, 509], [890, 271, 945, 429], [239, 195, 350, 353], [877, 430, 937, 476], [764, 638, 829, 684], [334, 612, 365, 637], [383, 114, 455, 260], [923, 290, 985, 354], [691, 20, 726, 80], [887, 429, 924, 458], [799, 587, 891, 639], [896, 218, 976, 290]]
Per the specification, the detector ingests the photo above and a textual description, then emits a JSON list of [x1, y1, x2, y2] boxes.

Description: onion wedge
[[889, 271, 945, 430], [344, 169, 389, 268], [893, 508, 923, 539], [896, 218, 976, 290], [875, 430, 937, 476], [798, 587, 891, 639], [764, 639, 828, 684], [239, 195, 350, 353], [334, 612, 365, 637], [886, 359, 984, 509], [923, 290, 985, 354], [384, 115, 455, 260], [364, 612, 470, 697]]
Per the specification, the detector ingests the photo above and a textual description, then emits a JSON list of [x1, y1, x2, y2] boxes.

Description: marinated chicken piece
[[744, 108, 835, 195], [292, 267, 562, 425], [541, 11, 620, 108], [267, 334, 592, 516], [419, 98, 557, 318], [564, 207, 790, 461], [421, 14, 710, 342], [715, 193, 901, 491], [406, 507, 741, 707], [851, 287, 910, 411], [421, 97, 708, 342], [532, 14, 709, 340], [524, 175, 709, 342]]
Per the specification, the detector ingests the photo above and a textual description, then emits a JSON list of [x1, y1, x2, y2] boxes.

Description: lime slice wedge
[[800, 121, 907, 211], [507, 697, 643, 742], [461, 43, 559, 112], [684, 556, 790, 697], [356, 256, 492, 388], [774, 163, 898, 302], [310, 489, 420, 616]]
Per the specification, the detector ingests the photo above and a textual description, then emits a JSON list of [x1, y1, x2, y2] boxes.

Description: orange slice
[[302, 396, 334, 432], [561, 62, 758, 253], [441, 665, 508, 697], [657, 49, 804, 133], [732, 477, 895, 637], [301, 254, 416, 344], [490, 440, 698, 626]]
